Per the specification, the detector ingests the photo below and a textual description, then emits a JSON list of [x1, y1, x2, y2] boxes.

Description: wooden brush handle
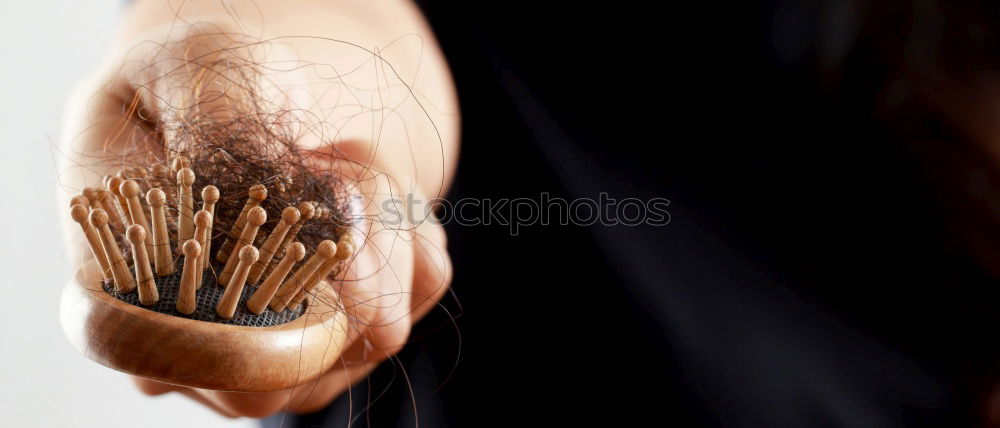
[[60, 260, 348, 392]]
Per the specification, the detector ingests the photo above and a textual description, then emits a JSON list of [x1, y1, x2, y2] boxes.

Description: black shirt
[[266, 2, 1000, 426]]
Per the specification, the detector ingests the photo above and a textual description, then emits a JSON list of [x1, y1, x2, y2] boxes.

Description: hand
[[131, 176, 452, 417], [60, 2, 458, 417]]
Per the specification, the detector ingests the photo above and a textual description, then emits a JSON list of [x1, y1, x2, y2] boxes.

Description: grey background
[[0, 1, 253, 426]]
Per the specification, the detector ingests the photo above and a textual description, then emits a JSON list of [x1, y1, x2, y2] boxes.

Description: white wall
[[0, 2, 254, 427]]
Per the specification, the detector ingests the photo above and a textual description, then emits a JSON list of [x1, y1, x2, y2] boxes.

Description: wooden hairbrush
[[60, 158, 355, 392]]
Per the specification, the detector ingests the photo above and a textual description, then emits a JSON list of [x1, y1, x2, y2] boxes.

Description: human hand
[[60, 2, 457, 417]]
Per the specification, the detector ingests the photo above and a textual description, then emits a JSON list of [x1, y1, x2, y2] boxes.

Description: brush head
[[63, 141, 359, 392], [62, 257, 347, 391]]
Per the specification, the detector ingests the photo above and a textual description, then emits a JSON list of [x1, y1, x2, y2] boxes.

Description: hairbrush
[[60, 157, 356, 392]]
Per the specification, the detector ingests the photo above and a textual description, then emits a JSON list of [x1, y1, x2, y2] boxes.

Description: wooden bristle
[[333, 235, 355, 275], [77, 157, 356, 325], [126, 224, 158, 306], [217, 184, 267, 263], [124, 166, 147, 179], [171, 155, 191, 173], [313, 204, 331, 221], [99, 177, 126, 229], [81, 187, 100, 208], [248, 206, 300, 284], [177, 239, 201, 315], [119, 179, 155, 258], [193, 210, 213, 289], [218, 206, 266, 286], [275, 174, 293, 198], [70, 195, 90, 209], [200, 185, 220, 275], [71, 203, 111, 280], [145, 188, 175, 276], [151, 164, 171, 183], [95, 190, 124, 232], [84, 187, 120, 232], [151, 164, 177, 211], [337, 235, 356, 261], [106, 175, 131, 226], [286, 259, 336, 310], [201, 185, 220, 214], [81, 187, 99, 206], [89, 208, 135, 293], [177, 167, 196, 242], [125, 167, 149, 192], [69, 195, 92, 213], [289, 235, 354, 309], [269, 240, 337, 312], [201, 184, 220, 217], [246, 242, 305, 315], [216, 246, 259, 320], [277, 201, 316, 260]]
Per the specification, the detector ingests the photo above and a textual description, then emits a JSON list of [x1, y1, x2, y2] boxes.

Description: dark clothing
[[266, 2, 1000, 427]]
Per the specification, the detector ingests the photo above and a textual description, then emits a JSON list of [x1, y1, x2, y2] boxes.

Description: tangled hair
[[153, 123, 354, 252], [103, 27, 372, 257]]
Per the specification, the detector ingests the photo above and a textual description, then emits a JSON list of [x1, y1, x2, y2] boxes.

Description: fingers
[[331, 160, 452, 368], [131, 376, 175, 396], [130, 344, 382, 419], [134, 376, 293, 419], [176, 390, 243, 419], [131, 377, 242, 418], [197, 389, 296, 419], [282, 358, 383, 414], [268, 221, 451, 417], [124, 174, 453, 422], [338, 221, 416, 364], [193, 352, 383, 418], [59, 67, 159, 194], [410, 220, 452, 321]]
